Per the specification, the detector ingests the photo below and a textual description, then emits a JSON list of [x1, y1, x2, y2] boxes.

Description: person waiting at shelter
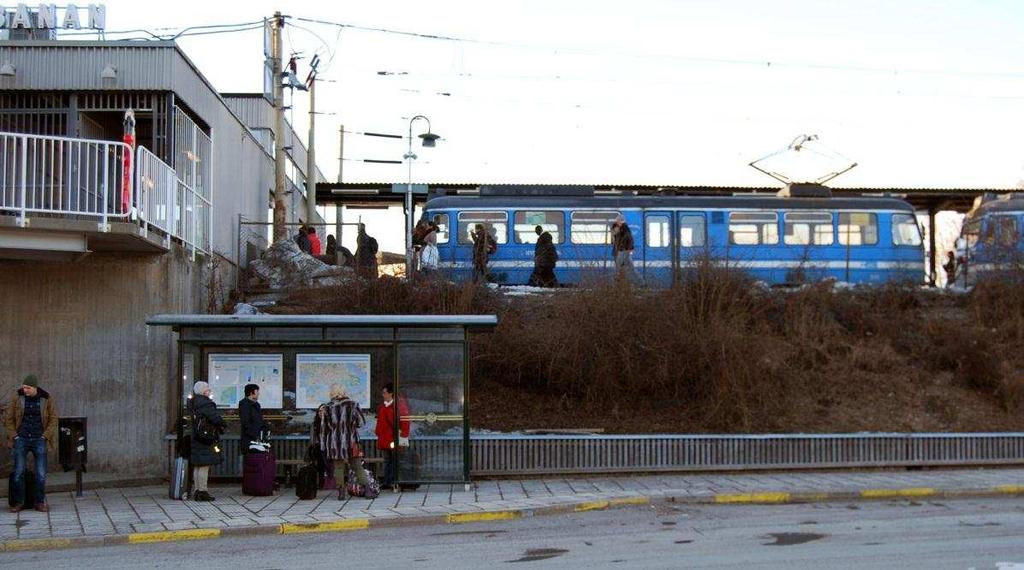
[[375, 383, 410, 489], [4, 374, 57, 513], [528, 225, 558, 287], [355, 223, 379, 279], [190, 381, 226, 502], [307, 225, 322, 256], [471, 223, 497, 283], [611, 215, 635, 282], [312, 384, 371, 500], [238, 383, 269, 454]]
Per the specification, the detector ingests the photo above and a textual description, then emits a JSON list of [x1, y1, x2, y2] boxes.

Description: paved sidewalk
[[2, 467, 1023, 552]]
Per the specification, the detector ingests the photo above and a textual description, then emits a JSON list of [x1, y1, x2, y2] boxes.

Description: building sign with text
[[1, 3, 106, 31]]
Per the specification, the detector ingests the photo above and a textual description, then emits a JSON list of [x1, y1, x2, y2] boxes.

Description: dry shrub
[[970, 277, 1024, 341], [270, 276, 502, 315]]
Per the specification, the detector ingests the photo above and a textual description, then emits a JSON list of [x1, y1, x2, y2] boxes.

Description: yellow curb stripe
[[575, 500, 611, 512], [715, 492, 791, 504], [2, 538, 74, 552], [609, 496, 650, 506], [860, 487, 936, 499], [996, 485, 1024, 494], [127, 528, 220, 544], [447, 511, 519, 524], [280, 519, 370, 534]]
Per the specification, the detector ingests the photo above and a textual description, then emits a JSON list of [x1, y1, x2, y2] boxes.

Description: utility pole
[[305, 66, 317, 226], [336, 124, 344, 257], [271, 11, 287, 242]]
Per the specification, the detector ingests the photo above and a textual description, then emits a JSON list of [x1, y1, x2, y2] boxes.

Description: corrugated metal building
[[0, 40, 328, 473]]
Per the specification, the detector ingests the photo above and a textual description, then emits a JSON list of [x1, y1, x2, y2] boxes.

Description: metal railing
[[166, 432, 1024, 478], [136, 146, 211, 256], [0, 131, 133, 229]]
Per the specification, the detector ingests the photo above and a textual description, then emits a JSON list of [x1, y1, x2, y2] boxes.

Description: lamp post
[[404, 115, 440, 275]]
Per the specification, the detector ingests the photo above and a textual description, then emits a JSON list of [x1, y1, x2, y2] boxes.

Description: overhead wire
[[291, 15, 1024, 80]]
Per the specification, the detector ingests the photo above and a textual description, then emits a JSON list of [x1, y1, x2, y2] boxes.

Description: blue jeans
[[12, 436, 47, 506]]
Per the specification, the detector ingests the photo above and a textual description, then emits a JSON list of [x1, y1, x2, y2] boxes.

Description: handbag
[[191, 401, 218, 445]]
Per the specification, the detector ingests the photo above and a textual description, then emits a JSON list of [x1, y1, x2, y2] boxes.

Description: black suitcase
[[8, 471, 36, 509], [295, 464, 319, 500]]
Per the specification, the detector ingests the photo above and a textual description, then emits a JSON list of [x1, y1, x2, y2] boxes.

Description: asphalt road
[[5, 497, 1024, 569]]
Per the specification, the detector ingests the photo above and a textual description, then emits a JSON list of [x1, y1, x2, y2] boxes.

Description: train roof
[[965, 193, 1024, 222], [424, 194, 916, 212]]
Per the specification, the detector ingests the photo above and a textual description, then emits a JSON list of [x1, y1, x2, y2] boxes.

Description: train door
[[644, 211, 674, 286], [677, 212, 707, 280]]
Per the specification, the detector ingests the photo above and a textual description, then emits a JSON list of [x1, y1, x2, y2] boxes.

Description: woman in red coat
[[375, 383, 410, 488], [307, 226, 322, 256]]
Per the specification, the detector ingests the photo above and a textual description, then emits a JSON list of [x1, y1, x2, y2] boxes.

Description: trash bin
[[58, 417, 87, 472]]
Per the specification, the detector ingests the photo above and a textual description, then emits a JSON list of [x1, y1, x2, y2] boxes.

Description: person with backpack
[[528, 225, 559, 287], [375, 383, 410, 488], [190, 381, 226, 502], [311, 384, 370, 500], [4, 374, 57, 513], [355, 223, 379, 279], [471, 223, 497, 283]]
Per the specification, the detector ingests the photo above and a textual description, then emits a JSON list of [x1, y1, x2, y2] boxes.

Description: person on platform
[[238, 383, 269, 454], [375, 383, 410, 488], [3, 375, 57, 513], [312, 384, 370, 500], [189, 381, 226, 502], [355, 224, 379, 279], [528, 225, 558, 287]]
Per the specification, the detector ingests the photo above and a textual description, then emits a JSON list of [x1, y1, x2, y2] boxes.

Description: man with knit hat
[[3, 374, 58, 512]]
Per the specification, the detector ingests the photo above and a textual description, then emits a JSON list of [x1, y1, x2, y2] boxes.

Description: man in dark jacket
[[528, 225, 559, 287], [611, 214, 636, 282], [471, 223, 496, 283], [3, 375, 57, 513], [190, 381, 226, 502], [238, 383, 269, 454], [355, 223, 379, 279]]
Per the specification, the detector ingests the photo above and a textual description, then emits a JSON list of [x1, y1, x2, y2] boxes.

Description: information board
[[207, 354, 283, 409], [296, 354, 371, 409]]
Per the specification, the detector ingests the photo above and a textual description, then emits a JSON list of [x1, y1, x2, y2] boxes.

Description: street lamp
[[404, 115, 440, 275]]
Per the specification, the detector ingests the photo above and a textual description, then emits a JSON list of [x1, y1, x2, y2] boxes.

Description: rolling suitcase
[[242, 451, 276, 496], [169, 456, 189, 500], [8, 471, 36, 509]]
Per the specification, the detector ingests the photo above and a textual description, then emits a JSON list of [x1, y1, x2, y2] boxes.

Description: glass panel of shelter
[[396, 343, 466, 484]]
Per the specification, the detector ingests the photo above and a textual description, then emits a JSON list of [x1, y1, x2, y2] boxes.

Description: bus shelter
[[146, 314, 498, 486]]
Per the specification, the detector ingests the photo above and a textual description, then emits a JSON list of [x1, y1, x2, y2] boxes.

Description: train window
[[646, 216, 671, 247], [784, 212, 833, 246], [428, 213, 450, 244], [837, 213, 878, 246], [679, 215, 706, 247], [729, 212, 779, 245], [457, 211, 508, 245], [997, 216, 1019, 247], [891, 214, 922, 247], [571, 211, 620, 245], [514, 211, 564, 244]]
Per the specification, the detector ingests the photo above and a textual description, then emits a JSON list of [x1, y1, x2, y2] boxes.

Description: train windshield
[[891, 214, 922, 247]]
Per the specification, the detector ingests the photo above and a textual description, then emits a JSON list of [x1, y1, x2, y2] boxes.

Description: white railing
[[136, 146, 211, 256], [0, 131, 133, 229]]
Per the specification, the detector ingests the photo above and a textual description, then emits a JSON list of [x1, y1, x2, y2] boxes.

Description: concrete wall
[[0, 250, 211, 474]]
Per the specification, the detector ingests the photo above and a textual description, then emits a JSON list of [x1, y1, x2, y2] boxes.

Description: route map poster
[[296, 354, 371, 409], [207, 354, 283, 409]]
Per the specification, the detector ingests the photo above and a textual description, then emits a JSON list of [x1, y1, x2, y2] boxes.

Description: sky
[[65, 1, 1024, 255]]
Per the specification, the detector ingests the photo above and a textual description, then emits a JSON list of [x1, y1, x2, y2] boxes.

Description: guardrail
[[136, 146, 210, 256], [166, 432, 1024, 478], [0, 131, 133, 229]]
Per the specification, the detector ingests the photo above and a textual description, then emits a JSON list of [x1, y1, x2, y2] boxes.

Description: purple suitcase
[[242, 451, 276, 496]]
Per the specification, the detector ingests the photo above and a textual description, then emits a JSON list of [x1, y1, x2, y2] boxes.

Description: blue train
[[422, 187, 925, 286], [955, 193, 1024, 286]]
